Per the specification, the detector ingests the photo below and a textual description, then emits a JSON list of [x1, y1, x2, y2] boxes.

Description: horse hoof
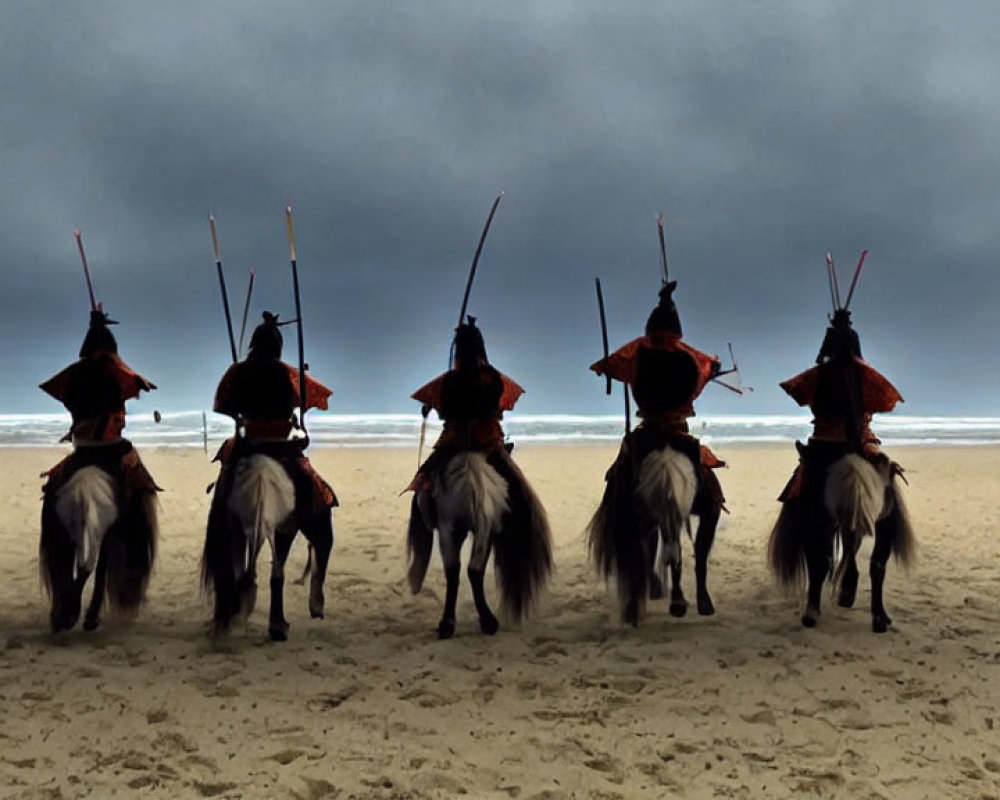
[[649, 574, 664, 600], [623, 599, 641, 627], [479, 614, 499, 636], [83, 618, 100, 632], [697, 594, 716, 616], [269, 623, 290, 642], [309, 598, 325, 619], [50, 611, 79, 633], [801, 615, 818, 628], [437, 619, 456, 640], [837, 593, 856, 609], [872, 615, 891, 634], [669, 600, 688, 618]]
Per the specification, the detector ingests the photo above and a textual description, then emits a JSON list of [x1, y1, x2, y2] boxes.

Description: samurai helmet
[[248, 311, 283, 360], [452, 315, 488, 367], [645, 281, 682, 337], [818, 307, 862, 363], [79, 308, 119, 358]]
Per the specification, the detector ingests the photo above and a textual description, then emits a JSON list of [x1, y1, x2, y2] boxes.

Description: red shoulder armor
[[411, 372, 447, 412], [286, 364, 333, 412], [591, 335, 720, 397], [499, 372, 525, 412], [411, 370, 524, 413], [40, 355, 155, 406], [780, 358, 903, 413]]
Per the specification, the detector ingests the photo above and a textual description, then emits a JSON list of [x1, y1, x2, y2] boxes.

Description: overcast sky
[[2, 1, 998, 418]]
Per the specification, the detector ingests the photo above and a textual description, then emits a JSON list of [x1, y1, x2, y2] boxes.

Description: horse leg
[[663, 533, 687, 618], [437, 524, 466, 639], [802, 512, 833, 628], [694, 508, 720, 616], [838, 543, 860, 608], [467, 530, 499, 636], [646, 528, 664, 599], [302, 512, 333, 619], [870, 520, 894, 633], [51, 573, 88, 633], [83, 549, 109, 631], [268, 532, 295, 641]]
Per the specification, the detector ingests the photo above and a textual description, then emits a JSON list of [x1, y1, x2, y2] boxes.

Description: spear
[[285, 206, 308, 438], [73, 229, 98, 311], [237, 269, 256, 358], [209, 215, 238, 363], [656, 214, 669, 285], [843, 249, 869, 311]]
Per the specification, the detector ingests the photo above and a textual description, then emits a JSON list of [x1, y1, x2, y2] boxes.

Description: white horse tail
[[882, 469, 916, 569], [227, 455, 296, 579], [826, 455, 882, 538], [825, 454, 883, 584], [637, 446, 698, 543], [441, 452, 510, 541], [54, 466, 118, 581]]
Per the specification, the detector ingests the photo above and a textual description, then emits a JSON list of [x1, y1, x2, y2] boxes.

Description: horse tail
[[882, 473, 916, 569], [104, 489, 158, 613], [767, 499, 809, 588], [637, 447, 697, 585], [42, 466, 118, 598], [491, 454, 552, 623], [406, 493, 435, 594], [203, 455, 295, 634], [825, 454, 882, 586], [586, 449, 648, 624]]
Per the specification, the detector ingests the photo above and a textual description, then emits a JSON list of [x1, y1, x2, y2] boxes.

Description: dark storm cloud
[[2, 1, 998, 417]]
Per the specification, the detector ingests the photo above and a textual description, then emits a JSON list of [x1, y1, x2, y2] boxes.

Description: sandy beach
[[0, 443, 997, 799]]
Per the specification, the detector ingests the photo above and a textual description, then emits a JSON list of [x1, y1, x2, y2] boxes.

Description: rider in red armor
[[39, 309, 159, 497], [588, 280, 728, 622], [778, 307, 904, 502], [210, 311, 337, 515], [407, 316, 523, 493], [591, 281, 726, 505]]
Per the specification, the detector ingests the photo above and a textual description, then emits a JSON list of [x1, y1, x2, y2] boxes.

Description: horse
[[588, 443, 723, 626], [202, 452, 333, 641], [406, 450, 553, 639], [768, 446, 915, 632], [40, 455, 158, 633]]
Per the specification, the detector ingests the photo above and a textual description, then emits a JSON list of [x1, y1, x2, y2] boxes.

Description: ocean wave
[[3, 411, 999, 448]]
